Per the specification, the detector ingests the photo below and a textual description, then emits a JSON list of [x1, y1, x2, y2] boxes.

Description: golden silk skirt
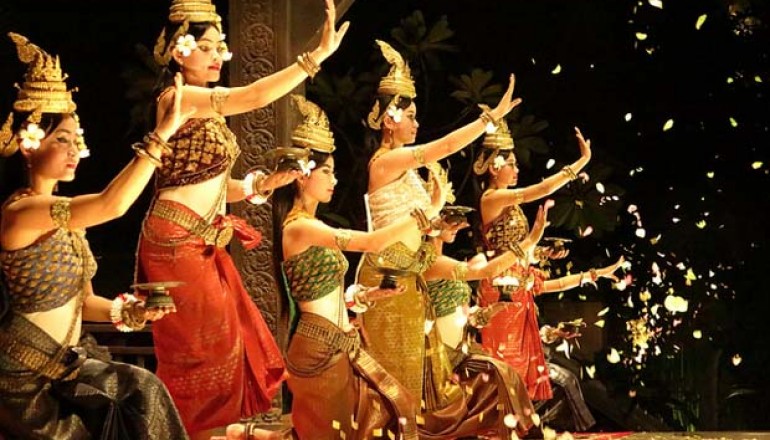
[[357, 257, 426, 401], [286, 312, 418, 439]]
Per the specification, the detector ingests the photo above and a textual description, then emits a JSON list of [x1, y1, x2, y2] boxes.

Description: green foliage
[[390, 10, 458, 75], [449, 69, 503, 110]]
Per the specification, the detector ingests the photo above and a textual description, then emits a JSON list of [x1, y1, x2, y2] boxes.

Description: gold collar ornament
[[366, 40, 417, 130], [153, 0, 224, 66], [1, 33, 87, 157], [472, 108, 515, 175]]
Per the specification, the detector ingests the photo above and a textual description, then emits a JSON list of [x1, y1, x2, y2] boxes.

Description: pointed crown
[[8, 32, 77, 114], [367, 40, 416, 130], [481, 113, 514, 151], [374, 40, 416, 99], [290, 95, 335, 153], [1, 33, 82, 157]]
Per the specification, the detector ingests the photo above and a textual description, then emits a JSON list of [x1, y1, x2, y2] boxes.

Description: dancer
[[0, 32, 189, 439], [135, 0, 349, 437], [357, 38, 520, 402], [228, 95, 444, 439], [357, 40, 540, 438], [475, 118, 622, 400]]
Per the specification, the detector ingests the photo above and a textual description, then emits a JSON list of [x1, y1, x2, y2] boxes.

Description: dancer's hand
[[155, 73, 197, 140], [574, 126, 592, 161], [362, 285, 406, 302], [540, 246, 570, 260], [261, 169, 304, 191], [468, 302, 510, 328], [487, 74, 523, 121], [597, 256, 625, 282], [520, 201, 552, 257], [315, 0, 350, 62], [427, 172, 447, 218], [138, 302, 176, 321]]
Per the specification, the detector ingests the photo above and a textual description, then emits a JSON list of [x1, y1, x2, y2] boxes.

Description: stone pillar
[[226, 0, 354, 421]]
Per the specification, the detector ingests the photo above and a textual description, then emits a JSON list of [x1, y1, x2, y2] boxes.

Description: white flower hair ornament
[[298, 158, 316, 176], [386, 105, 403, 123], [492, 154, 507, 171], [175, 34, 197, 57], [218, 40, 233, 62], [19, 123, 45, 151], [75, 128, 90, 158]]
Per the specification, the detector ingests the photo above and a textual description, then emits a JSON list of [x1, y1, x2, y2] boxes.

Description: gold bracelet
[[144, 132, 173, 156], [252, 171, 273, 198], [132, 143, 163, 168], [296, 52, 321, 79], [561, 165, 578, 181]]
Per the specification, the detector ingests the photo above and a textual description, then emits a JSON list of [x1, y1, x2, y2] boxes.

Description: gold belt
[[151, 201, 233, 247], [295, 319, 361, 355], [0, 330, 82, 382]]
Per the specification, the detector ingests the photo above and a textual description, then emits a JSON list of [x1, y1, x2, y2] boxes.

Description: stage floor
[[575, 433, 770, 440]]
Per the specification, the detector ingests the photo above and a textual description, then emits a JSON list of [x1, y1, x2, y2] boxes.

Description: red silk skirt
[[136, 200, 286, 433]]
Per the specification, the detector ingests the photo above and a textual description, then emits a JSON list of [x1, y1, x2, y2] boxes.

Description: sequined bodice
[[283, 246, 348, 302], [368, 170, 431, 230], [426, 279, 471, 318], [157, 117, 240, 189], [368, 241, 437, 275], [1, 228, 97, 313], [483, 204, 529, 254]]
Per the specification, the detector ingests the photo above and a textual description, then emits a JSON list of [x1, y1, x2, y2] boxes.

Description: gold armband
[[411, 146, 426, 165], [50, 198, 72, 229], [334, 229, 353, 251], [210, 87, 230, 115], [452, 262, 469, 281]]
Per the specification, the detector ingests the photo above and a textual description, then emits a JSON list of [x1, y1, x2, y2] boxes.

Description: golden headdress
[[473, 105, 514, 175], [154, 0, 223, 66], [1, 33, 81, 157], [367, 40, 417, 130], [291, 95, 335, 153], [169, 0, 222, 26]]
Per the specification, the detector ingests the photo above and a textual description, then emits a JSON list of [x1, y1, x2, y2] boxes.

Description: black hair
[[148, 21, 219, 127], [9, 111, 71, 136], [468, 147, 517, 252], [1, 112, 73, 203], [363, 94, 415, 153], [271, 149, 333, 335]]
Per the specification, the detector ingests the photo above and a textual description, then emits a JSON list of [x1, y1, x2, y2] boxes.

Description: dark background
[[1, 0, 768, 430]]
